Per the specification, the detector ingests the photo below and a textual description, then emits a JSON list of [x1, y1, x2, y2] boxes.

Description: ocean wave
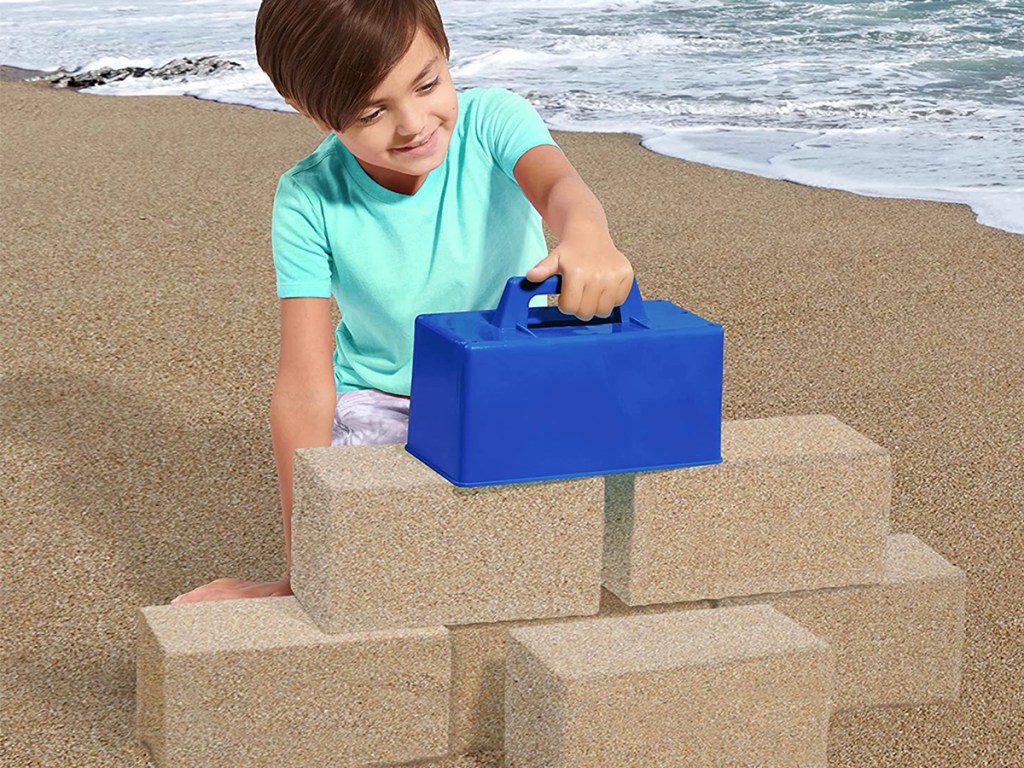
[[1, 0, 1021, 234]]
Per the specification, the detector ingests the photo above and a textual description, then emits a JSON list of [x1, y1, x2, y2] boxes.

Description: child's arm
[[514, 145, 634, 321], [270, 297, 336, 578]]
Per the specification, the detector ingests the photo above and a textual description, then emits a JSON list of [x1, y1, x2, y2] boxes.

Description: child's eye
[[357, 78, 440, 125]]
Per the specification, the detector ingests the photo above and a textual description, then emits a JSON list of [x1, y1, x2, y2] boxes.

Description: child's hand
[[525, 230, 634, 321]]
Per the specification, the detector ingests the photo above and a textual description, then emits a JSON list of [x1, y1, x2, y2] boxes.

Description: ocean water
[[1, 0, 1021, 234]]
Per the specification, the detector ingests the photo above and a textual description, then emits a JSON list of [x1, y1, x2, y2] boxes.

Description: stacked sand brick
[[136, 415, 965, 767]]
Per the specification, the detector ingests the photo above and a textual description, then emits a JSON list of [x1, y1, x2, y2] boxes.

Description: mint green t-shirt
[[271, 86, 561, 396]]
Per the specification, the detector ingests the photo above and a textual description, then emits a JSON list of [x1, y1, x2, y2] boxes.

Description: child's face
[[287, 26, 458, 196]]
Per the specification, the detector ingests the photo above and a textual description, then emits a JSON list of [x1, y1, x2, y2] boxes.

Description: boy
[[172, 0, 633, 604]]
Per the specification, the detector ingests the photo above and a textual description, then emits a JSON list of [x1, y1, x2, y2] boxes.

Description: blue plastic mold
[[405, 275, 723, 486]]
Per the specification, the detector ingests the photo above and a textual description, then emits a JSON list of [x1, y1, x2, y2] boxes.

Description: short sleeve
[[478, 88, 561, 182], [271, 174, 333, 298]]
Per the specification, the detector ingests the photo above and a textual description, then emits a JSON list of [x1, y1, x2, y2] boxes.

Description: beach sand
[[1, 75, 1021, 766]]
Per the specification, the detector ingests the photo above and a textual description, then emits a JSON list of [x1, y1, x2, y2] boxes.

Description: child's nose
[[393, 106, 429, 137]]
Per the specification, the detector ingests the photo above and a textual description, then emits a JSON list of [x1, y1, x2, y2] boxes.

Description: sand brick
[[290, 444, 604, 633], [136, 597, 450, 768], [721, 533, 966, 709], [446, 587, 711, 754], [504, 604, 834, 768], [604, 414, 891, 605]]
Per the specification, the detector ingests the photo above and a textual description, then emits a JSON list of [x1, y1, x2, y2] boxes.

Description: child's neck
[[358, 158, 428, 196]]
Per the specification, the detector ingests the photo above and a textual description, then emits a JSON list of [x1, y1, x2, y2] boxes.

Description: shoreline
[[4, 61, 1020, 238], [2, 74, 1022, 767], [0, 64, 53, 81]]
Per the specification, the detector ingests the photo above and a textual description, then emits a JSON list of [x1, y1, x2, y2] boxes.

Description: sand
[[1, 74, 1021, 767]]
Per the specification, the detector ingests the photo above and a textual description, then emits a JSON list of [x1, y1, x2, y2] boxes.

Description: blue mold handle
[[491, 275, 648, 330]]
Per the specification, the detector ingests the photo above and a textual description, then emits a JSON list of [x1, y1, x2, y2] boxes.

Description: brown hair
[[255, 0, 450, 133]]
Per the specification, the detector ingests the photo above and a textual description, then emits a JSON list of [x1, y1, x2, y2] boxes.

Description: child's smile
[[391, 126, 440, 156]]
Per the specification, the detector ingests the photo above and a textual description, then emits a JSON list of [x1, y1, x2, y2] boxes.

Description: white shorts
[[331, 389, 411, 447]]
